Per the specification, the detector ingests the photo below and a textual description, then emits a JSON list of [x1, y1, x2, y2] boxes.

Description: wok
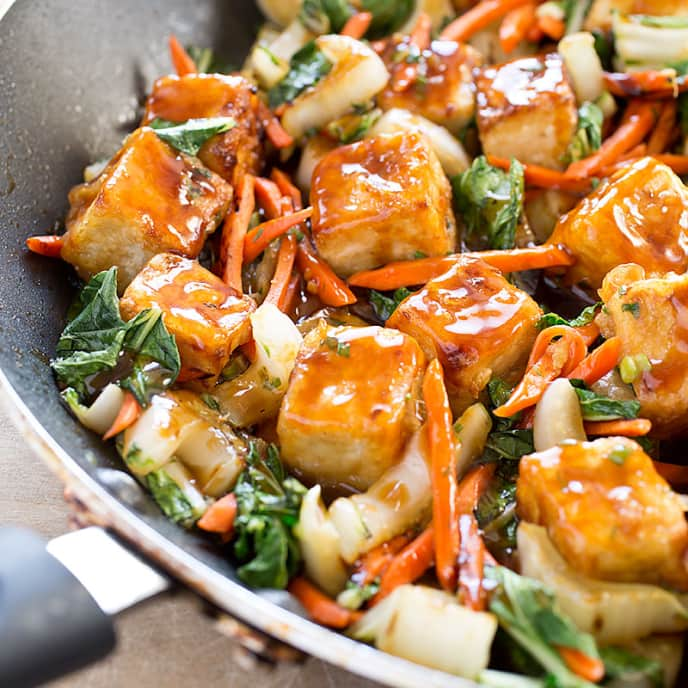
[[0, 1, 479, 686]]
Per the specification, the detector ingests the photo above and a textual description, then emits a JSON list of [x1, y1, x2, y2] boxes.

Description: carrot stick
[[575, 321, 600, 347], [220, 174, 255, 291], [654, 153, 688, 175], [602, 69, 682, 98], [243, 207, 313, 263], [197, 493, 237, 534], [390, 13, 433, 93], [565, 102, 657, 180], [567, 337, 622, 386], [263, 234, 298, 310], [648, 100, 678, 154], [653, 461, 688, 490], [373, 527, 435, 603], [537, 13, 565, 40], [271, 169, 304, 210], [499, 3, 537, 53], [280, 274, 301, 314], [440, 0, 533, 42], [526, 23, 544, 42], [487, 155, 592, 192], [556, 646, 605, 683], [456, 464, 496, 611], [265, 117, 294, 149], [423, 359, 460, 591], [409, 11, 432, 49], [584, 418, 652, 437], [296, 243, 357, 307], [340, 11, 373, 38], [352, 534, 411, 586], [494, 326, 587, 417], [168, 34, 197, 76], [103, 391, 142, 440], [288, 577, 357, 629], [254, 177, 284, 220], [347, 245, 574, 290], [26, 235, 64, 258]]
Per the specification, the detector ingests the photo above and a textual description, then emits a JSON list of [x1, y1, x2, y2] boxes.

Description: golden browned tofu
[[62, 128, 232, 291], [378, 38, 482, 134], [517, 437, 688, 590], [475, 53, 577, 170], [142, 73, 263, 186], [548, 157, 688, 290], [596, 264, 688, 437], [277, 323, 425, 492], [387, 256, 541, 412], [120, 253, 254, 381], [310, 132, 457, 277], [585, 0, 688, 31]]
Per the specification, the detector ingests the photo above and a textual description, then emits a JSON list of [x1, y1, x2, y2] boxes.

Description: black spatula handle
[[0, 527, 116, 687]]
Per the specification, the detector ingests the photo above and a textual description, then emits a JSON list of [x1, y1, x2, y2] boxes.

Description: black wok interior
[[0, 0, 262, 585]]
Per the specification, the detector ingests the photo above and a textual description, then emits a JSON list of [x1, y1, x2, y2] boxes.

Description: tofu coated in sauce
[[277, 323, 425, 493], [518, 437, 688, 591], [387, 256, 541, 413], [62, 128, 232, 291], [310, 131, 457, 278]]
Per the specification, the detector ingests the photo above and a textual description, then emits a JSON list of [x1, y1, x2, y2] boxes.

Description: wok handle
[[0, 526, 115, 687]]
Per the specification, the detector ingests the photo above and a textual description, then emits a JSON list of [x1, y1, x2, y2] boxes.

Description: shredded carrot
[[265, 117, 294, 149], [26, 235, 64, 258], [423, 359, 460, 591], [254, 177, 284, 220], [280, 274, 301, 314], [352, 534, 411, 586], [537, 13, 565, 40], [440, 0, 533, 42], [499, 3, 537, 53], [648, 100, 678, 154], [584, 418, 652, 437], [220, 174, 255, 291], [347, 245, 574, 291], [296, 242, 357, 307], [271, 169, 304, 211], [390, 12, 432, 93], [455, 464, 496, 611], [526, 22, 544, 42], [341, 11, 373, 38], [565, 101, 657, 180], [567, 337, 622, 386], [168, 34, 197, 76], [575, 321, 600, 348], [602, 69, 682, 98], [373, 527, 435, 603], [494, 326, 588, 417], [487, 155, 592, 193], [653, 461, 688, 490], [197, 493, 237, 534], [103, 391, 142, 440], [243, 207, 313, 264], [556, 646, 605, 683], [409, 11, 432, 49], [263, 233, 298, 311], [288, 577, 357, 629], [654, 153, 688, 175]]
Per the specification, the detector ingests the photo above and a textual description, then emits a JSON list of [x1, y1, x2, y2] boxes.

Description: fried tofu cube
[[475, 53, 577, 170], [62, 128, 232, 291], [517, 437, 688, 590], [277, 323, 425, 492], [596, 264, 688, 437], [387, 256, 541, 412], [379, 38, 482, 134], [585, 0, 688, 31], [310, 132, 457, 277], [548, 157, 688, 290], [142, 73, 263, 186], [120, 253, 254, 380]]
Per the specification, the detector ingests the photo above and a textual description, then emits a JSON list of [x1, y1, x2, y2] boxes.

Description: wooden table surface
[[0, 405, 379, 688]]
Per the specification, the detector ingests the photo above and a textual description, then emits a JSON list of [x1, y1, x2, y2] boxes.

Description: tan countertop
[[0, 406, 379, 688]]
